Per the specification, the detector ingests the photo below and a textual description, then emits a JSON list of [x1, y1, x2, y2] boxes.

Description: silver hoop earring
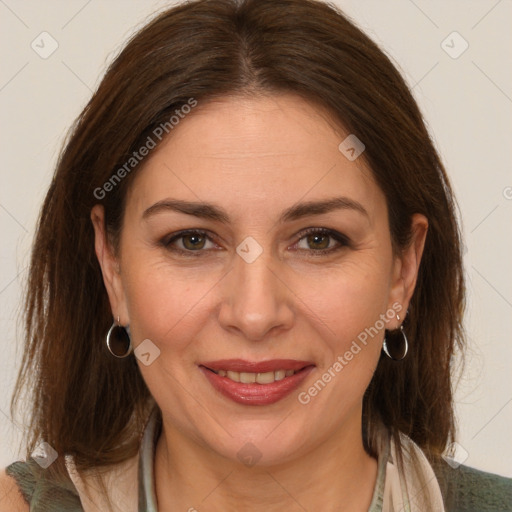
[[106, 316, 133, 358], [382, 315, 408, 361]]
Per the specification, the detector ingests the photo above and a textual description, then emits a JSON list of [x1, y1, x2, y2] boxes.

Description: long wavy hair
[[12, 0, 465, 503]]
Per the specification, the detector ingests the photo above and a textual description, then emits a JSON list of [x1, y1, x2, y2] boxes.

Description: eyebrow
[[142, 196, 369, 223]]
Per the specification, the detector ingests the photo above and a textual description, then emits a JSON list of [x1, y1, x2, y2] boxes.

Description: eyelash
[[161, 227, 349, 257]]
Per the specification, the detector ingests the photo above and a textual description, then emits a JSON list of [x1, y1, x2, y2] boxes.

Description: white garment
[[65, 454, 139, 512], [382, 433, 445, 512]]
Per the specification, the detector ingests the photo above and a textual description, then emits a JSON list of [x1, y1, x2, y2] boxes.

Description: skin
[[91, 93, 428, 511]]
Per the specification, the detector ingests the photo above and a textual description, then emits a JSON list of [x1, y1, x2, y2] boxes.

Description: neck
[[154, 412, 378, 512]]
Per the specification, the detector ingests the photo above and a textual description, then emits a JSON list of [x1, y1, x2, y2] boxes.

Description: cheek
[[293, 257, 392, 346], [122, 257, 218, 355], [290, 256, 391, 410], [293, 265, 388, 418]]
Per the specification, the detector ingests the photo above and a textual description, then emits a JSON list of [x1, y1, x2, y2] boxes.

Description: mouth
[[209, 367, 299, 384], [199, 359, 315, 405]]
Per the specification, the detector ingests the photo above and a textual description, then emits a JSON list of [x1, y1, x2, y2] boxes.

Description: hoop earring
[[106, 316, 133, 358], [382, 314, 408, 361]]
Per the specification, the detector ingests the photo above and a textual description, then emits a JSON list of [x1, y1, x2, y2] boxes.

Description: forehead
[[125, 93, 384, 222]]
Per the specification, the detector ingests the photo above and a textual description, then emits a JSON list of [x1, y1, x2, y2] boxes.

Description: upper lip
[[200, 359, 315, 373]]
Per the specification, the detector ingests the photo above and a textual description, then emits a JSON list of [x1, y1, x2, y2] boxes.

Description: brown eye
[[181, 233, 207, 250], [294, 228, 349, 254], [163, 230, 216, 254], [305, 233, 330, 250]]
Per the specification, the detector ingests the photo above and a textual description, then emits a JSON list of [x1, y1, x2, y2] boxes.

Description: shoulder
[[0, 468, 29, 512], [432, 458, 512, 512], [1, 459, 83, 511]]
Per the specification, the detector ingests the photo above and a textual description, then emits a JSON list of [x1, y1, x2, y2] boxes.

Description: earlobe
[[90, 205, 129, 324]]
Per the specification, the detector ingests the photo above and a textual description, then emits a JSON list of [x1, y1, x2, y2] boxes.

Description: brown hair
[[13, 0, 464, 490]]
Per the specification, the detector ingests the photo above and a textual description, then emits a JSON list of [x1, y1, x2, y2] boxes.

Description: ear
[[387, 213, 428, 325], [91, 205, 130, 326]]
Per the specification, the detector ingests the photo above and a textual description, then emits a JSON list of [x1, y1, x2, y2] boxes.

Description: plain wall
[[1, 0, 511, 477]]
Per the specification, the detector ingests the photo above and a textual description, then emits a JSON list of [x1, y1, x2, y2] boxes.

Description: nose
[[217, 243, 294, 341]]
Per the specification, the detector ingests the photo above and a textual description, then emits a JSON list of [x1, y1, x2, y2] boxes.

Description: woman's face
[[93, 93, 426, 465]]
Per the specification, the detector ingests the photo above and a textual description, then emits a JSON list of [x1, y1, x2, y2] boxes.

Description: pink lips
[[199, 359, 315, 405]]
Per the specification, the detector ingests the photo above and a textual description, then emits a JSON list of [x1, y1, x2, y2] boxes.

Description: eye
[[163, 230, 217, 254], [162, 227, 349, 257], [293, 227, 349, 254]]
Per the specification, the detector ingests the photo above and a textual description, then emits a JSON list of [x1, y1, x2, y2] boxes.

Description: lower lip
[[199, 365, 315, 405]]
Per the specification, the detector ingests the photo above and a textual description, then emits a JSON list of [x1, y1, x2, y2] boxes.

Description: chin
[[200, 418, 312, 468]]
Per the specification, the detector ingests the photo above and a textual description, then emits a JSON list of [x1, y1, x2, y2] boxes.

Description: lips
[[201, 359, 313, 373], [199, 359, 315, 405]]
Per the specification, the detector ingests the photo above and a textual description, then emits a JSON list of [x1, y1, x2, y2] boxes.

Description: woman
[[1, 0, 510, 510]]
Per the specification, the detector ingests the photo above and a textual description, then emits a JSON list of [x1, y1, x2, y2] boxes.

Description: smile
[[210, 368, 297, 384], [199, 359, 315, 405]]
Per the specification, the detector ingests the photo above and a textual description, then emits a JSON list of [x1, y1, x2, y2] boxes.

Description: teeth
[[274, 370, 286, 381], [255, 371, 275, 384], [240, 372, 256, 383], [213, 368, 298, 384], [227, 370, 240, 382]]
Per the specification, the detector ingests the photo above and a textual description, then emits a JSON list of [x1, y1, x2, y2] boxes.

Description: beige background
[[1, 0, 511, 477]]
